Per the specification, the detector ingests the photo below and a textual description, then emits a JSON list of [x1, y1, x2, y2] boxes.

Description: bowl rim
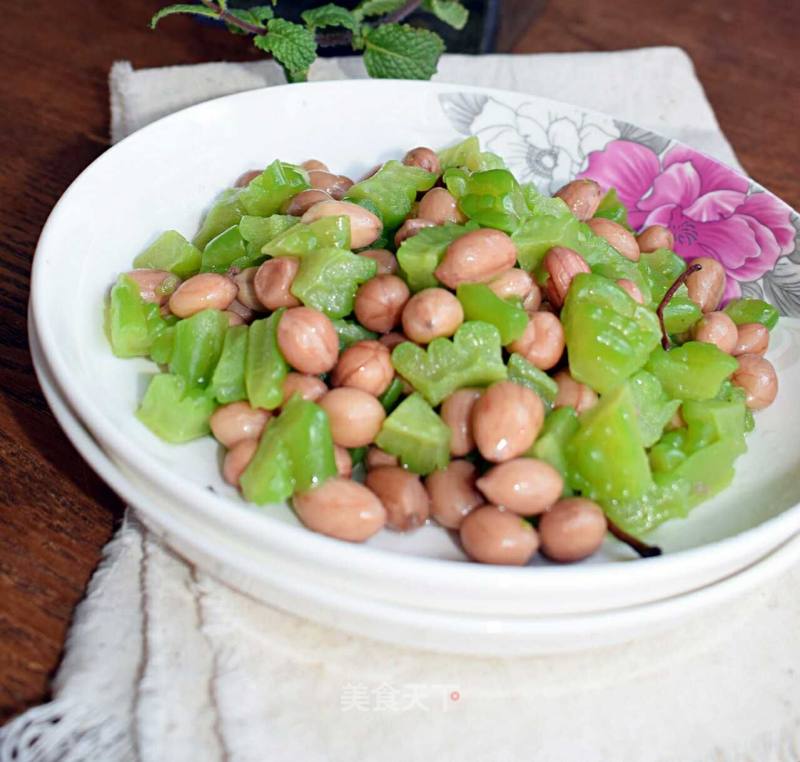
[[30, 78, 800, 592]]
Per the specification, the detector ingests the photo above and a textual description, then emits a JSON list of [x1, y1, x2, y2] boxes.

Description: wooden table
[[1, 0, 797, 722]]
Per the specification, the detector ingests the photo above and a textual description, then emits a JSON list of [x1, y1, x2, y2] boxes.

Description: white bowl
[[28, 311, 800, 654], [30, 80, 800, 620]]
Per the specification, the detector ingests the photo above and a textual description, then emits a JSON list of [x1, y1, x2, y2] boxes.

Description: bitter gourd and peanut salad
[[105, 138, 780, 566]]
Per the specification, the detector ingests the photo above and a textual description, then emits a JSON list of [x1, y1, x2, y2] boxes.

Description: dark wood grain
[[1, 0, 797, 722]]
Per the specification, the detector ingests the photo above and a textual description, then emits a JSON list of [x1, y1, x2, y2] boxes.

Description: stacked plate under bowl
[[29, 81, 800, 655]]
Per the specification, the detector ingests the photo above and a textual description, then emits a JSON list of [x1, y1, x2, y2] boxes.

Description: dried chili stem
[[607, 518, 662, 558], [656, 263, 702, 349]]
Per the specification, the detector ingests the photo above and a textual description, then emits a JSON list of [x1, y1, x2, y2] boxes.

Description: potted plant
[[150, 0, 544, 81]]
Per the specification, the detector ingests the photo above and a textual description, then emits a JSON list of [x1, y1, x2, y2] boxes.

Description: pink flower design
[[578, 141, 796, 301]]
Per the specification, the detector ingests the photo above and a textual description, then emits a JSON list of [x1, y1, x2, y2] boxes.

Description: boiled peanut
[[293, 478, 386, 542], [471, 381, 545, 462], [459, 505, 539, 565], [425, 460, 483, 529], [434, 229, 517, 289], [366, 466, 430, 531], [276, 306, 339, 375]]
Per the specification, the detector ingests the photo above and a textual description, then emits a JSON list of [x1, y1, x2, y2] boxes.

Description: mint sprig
[[150, 1, 469, 81], [353, 0, 408, 20], [302, 4, 358, 32], [423, 0, 468, 30], [150, 4, 222, 28], [363, 23, 445, 79], [254, 19, 318, 82]]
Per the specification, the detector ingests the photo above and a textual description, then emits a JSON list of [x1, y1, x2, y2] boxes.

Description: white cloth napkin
[[4, 49, 799, 762], [108, 48, 740, 168]]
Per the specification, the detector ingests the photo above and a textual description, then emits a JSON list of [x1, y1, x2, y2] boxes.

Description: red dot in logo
[[450, 691, 460, 702]]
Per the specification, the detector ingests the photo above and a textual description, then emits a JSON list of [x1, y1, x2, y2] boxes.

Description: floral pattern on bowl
[[439, 93, 800, 314]]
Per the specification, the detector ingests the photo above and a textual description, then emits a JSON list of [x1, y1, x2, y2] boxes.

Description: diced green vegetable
[[641, 393, 748, 526], [378, 376, 404, 412], [456, 169, 529, 233], [669, 438, 742, 511], [649, 431, 688, 473], [245, 310, 288, 410], [136, 373, 217, 443], [374, 393, 450, 474], [645, 342, 738, 401], [391, 321, 507, 406], [169, 309, 228, 389], [345, 160, 437, 230], [240, 214, 297, 246], [107, 275, 151, 358], [149, 325, 176, 366], [134, 230, 202, 278], [717, 379, 754, 432], [437, 136, 506, 172], [241, 396, 337, 503], [507, 352, 559, 408], [237, 160, 310, 217], [627, 370, 681, 448], [200, 225, 247, 273], [660, 395, 746, 506], [456, 283, 528, 345], [638, 249, 702, 334], [276, 396, 337, 493], [566, 384, 653, 509], [660, 296, 703, 336], [442, 167, 471, 199], [513, 212, 580, 272], [638, 248, 685, 293], [603, 474, 691, 536], [514, 197, 644, 291], [240, 422, 294, 505], [562, 273, 662, 394], [521, 184, 572, 218], [724, 298, 780, 330], [262, 215, 352, 257], [239, 214, 297, 263], [291, 247, 377, 318], [210, 325, 249, 403], [593, 188, 630, 228], [332, 319, 378, 350], [193, 188, 247, 250], [681, 398, 747, 454], [529, 406, 579, 483], [107, 274, 171, 358], [397, 221, 479, 292], [569, 223, 646, 289]]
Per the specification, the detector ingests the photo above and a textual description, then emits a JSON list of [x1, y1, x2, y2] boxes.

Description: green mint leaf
[[422, 0, 468, 30], [150, 3, 221, 29], [249, 5, 275, 22], [254, 19, 318, 82], [353, 0, 407, 21], [218, 0, 227, 9], [302, 3, 357, 31], [226, 7, 271, 31], [363, 24, 444, 80]]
